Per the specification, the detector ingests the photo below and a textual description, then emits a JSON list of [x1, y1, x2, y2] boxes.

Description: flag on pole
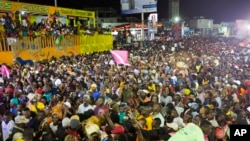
[[1, 65, 10, 79], [55, 34, 63, 46], [110, 50, 130, 66]]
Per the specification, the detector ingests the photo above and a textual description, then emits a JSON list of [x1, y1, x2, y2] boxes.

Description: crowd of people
[[0, 11, 110, 39], [0, 36, 249, 141]]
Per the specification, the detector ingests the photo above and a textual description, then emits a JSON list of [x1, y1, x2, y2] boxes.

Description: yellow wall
[[0, 34, 113, 65], [0, 47, 80, 65], [0, 51, 13, 65]]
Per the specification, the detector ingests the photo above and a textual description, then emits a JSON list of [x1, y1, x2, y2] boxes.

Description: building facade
[[84, 7, 119, 28], [189, 17, 214, 35]]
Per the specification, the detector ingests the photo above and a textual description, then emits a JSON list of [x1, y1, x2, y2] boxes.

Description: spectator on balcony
[[0, 21, 5, 39], [4, 13, 14, 37]]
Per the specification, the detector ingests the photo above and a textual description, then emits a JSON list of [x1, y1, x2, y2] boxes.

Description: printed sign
[[0, 1, 49, 13], [120, 0, 157, 14]]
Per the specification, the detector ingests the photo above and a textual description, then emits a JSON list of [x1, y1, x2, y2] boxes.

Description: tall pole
[[54, 0, 57, 7], [141, 12, 144, 41]]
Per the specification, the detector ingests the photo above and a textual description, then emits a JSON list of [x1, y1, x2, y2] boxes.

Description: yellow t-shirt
[[51, 103, 63, 119], [119, 81, 125, 89], [0, 25, 5, 39], [137, 115, 153, 130]]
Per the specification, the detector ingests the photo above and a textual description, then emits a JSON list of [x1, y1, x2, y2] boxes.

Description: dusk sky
[[20, 0, 250, 22]]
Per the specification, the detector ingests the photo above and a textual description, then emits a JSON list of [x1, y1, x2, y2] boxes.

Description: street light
[[131, 30, 136, 35], [174, 17, 180, 22]]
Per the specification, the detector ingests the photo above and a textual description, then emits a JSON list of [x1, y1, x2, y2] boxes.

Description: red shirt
[[36, 88, 43, 94], [67, 129, 81, 140], [111, 124, 125, 134]]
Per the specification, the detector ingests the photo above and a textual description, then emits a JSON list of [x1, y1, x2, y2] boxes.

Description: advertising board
[[0, 0, 95, 18], [0, 0, 49, 13], [120, 0, 157, 14]]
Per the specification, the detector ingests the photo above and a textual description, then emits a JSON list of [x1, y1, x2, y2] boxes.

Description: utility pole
[[54, 0, 57, 7]]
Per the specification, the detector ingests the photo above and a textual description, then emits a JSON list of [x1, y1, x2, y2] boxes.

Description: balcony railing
[[0, 34, 113, 64]]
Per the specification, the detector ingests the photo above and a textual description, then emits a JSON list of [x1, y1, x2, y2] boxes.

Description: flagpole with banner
[[110, 50, 130, 66], [1, 65, 10, 79]]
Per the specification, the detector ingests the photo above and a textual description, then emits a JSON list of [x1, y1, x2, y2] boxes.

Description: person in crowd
[[77, 95, 94, 114], [151, 103, 165, 127], [22, 107, 39, 130], [6, 115, 28, 141], [168, 120, 212, 141], [1, 111, 15, 141]]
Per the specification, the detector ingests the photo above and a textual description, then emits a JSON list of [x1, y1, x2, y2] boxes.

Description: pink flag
[[110, 50, 130, 66], [1, 65, 10, 79]]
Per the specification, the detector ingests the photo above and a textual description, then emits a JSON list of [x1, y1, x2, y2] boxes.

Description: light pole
[[54, 0, 57, 7], [141, 12, 144, 41]]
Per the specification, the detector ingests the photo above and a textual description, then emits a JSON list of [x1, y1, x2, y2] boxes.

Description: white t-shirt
[[49, 122, 58, 134], [152, 112, 165, 127], [160, 96, 172, 106], [2, 120, 15, 141], [77, 104, 94, 114], [215, 97, 222, 109], [169, 123, 205, 141], [197, 93, 205, 104]]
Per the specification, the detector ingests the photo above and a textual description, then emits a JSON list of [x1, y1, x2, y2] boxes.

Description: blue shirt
[[10, 107, 18, 116], [165, 66, 171, 74], [92, 91, 100, 101], [51, 88, 58, 95]]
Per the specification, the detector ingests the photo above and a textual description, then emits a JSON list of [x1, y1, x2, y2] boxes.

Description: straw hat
[[64, 101, 72, 108], [64, 135, 78, 141], [214, 82, 221, 86], [167, 122, 179, 131], [13, 132, 24, 141], [70, 115, 80, 121], [15, 116, 29, 124], [62, 117, 70, 128], [85, 123, 100, 138]]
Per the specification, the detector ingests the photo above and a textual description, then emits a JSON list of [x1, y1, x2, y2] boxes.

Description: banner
[[120, 0, 157, 14], [0, 0, 95, 18], [54, 35, 65, 52], [80, 34, 113, 54], [0, 0, 49, 14], [110, 50, 130, 66], [1, 65, 10, 79]]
